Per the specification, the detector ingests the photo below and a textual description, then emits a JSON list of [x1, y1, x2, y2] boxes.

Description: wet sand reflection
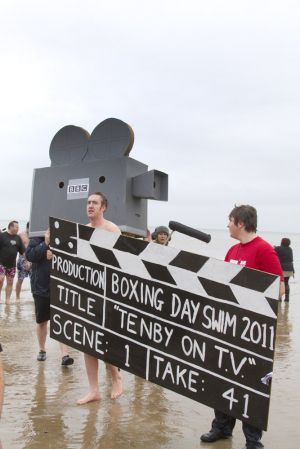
[[1, 281, 300, 449]]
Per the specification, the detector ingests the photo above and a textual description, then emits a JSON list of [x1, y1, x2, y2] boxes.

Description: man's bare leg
[[0, 359, 4, 419], [107, 363, 123, 399], [0, 276, 4, 302], [77, 354, 100, 405], [5, 277, 14, 304], [16, 279, 23, 300], [60, 343, 71, 358], [37, 321, 48, 351]]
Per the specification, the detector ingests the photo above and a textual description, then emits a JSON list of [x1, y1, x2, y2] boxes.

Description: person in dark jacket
[[26, 230, 74, 365], [275, 238, 295, 301]]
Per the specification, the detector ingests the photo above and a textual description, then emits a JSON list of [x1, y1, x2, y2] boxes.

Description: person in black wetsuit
[[275, 238, 295, 301]]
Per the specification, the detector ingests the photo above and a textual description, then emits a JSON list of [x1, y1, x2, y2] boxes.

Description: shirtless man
[[77, 192, 123, 405], [16, 222, 32, 300]]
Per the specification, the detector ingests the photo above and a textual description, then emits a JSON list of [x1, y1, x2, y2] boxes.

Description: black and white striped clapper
[[50, 217, 280, 431]]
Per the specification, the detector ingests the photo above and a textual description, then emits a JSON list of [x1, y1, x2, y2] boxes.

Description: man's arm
[[18, 236, 26, 256], [25, 238, 48, 263]]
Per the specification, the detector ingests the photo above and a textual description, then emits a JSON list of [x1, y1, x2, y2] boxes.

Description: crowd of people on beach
[[0, 199, 296, 449]]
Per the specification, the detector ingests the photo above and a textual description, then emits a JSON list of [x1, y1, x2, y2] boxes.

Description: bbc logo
[[68, 184, 88, 193]]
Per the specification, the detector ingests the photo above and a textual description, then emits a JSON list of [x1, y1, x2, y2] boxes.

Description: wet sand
[[1, 279, 300, 449]]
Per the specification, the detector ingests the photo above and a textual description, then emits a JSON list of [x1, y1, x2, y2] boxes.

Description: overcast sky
[[1, 0, 299, 233]]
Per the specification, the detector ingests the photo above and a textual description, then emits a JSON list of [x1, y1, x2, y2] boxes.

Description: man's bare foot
[[76, 391, 100, 405], [5, 299, 11, 305], [111, 374, 123, 400]]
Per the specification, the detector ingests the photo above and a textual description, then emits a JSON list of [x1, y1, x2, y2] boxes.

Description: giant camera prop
[[29, 118, 168, 237]]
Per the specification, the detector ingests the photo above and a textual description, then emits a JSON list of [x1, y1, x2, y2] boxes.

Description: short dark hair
[[281, 238, 291, 247], [89, 192, 108, 210], [8, 220, 18, 229], [229, 205, 257, 233]]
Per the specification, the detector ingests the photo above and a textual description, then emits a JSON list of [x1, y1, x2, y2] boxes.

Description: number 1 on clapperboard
[[125, 344, 130, 367]]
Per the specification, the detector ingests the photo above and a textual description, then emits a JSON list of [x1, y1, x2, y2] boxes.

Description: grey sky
[[1, 0, 299, 232]]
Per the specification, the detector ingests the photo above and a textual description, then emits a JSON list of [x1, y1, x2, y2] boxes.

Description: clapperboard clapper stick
[[168, 221, 211, 245]]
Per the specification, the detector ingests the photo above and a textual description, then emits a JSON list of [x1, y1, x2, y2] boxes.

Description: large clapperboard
[[49, 217, 280, 430]]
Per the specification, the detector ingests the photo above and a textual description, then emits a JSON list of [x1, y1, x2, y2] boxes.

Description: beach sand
[[0, 276, 299, 449]]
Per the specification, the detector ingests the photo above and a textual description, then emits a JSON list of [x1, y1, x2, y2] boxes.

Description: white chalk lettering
[[215, 345, 248, 375], [52, 254, 105, 289], [181, 335, 206, 362], [152, 355, 199, 392], [202, 305, 237, 336], [111, 272, 165, 311], [230, 353, 248, 375], [215, 345, 230, 368], [63, 320, 73, 340], [241, 317, 275, 350], [117, 307, 173, 346], [170, 293, 200, 324], [52, 313, 62, 335], [140, 318, 173, 346], [118, 308, 138, 335], [51, 313, 104, 354], [222, 387, 238, 410], [56, 284, 96, 316]]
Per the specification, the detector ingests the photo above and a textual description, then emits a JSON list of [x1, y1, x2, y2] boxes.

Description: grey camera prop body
[[29, 118, 168, 237]]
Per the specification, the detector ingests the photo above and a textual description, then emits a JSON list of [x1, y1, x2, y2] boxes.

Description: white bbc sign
[[67, 178, 89, 200]]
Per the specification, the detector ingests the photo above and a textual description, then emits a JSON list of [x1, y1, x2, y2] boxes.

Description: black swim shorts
[[33, 295, 50, 323]]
